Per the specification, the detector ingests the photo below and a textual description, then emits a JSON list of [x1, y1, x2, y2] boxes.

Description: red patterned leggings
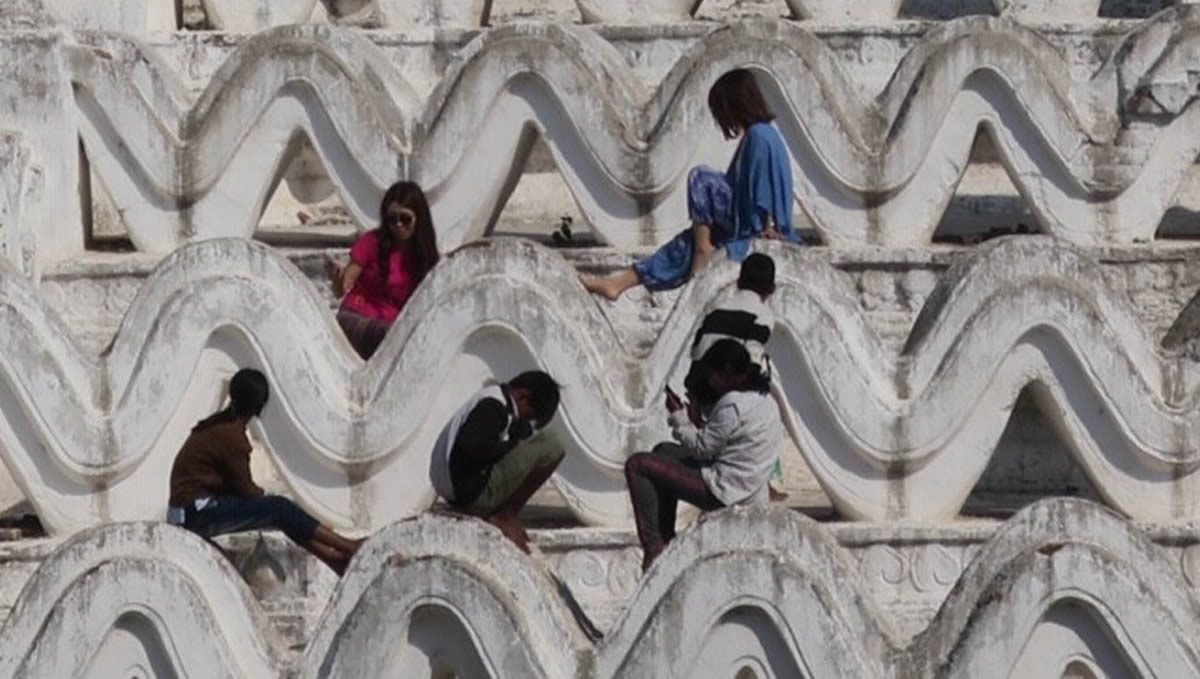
[[624, 443, 723, 563]]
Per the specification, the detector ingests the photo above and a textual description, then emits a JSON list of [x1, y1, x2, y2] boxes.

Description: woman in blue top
[[581, 69, 800, 301]]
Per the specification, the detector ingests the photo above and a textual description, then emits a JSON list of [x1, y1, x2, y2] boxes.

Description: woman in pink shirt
[[329, 181, 440, 358]]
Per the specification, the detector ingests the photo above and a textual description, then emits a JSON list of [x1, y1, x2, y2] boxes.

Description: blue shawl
[[725, 121, 798, 261]]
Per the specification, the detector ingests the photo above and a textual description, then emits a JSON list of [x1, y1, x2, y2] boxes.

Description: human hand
[[325, 256, 342, 280], [665, 386, 683, 413], [509, 418, 535, 442], [325, 257, 345, 296]]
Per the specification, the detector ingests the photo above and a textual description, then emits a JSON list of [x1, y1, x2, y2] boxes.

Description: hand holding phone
[[664, 385, 683, 413]]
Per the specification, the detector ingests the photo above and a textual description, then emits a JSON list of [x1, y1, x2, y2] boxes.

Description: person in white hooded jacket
[[624, 339, 782, 571]]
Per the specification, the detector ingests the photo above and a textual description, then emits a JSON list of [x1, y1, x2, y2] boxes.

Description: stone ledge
[[1, 502, 1198, 676], [10, 236, 1200, 534]]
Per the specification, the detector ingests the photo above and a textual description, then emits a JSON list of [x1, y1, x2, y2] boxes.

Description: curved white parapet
[[3, 502, 1200, 677], [0, 522, 286, 678], [65, 24, 415, 253], [904, 498, 1200, 678], [574, 0, 700, 24], [202, 0, 320, 32], [0, 133, 40, 278], [42, 0, 177, 34], [992, 0, 1102, 21], [785, 0, 905, 21], [33, 12, 1200, 254], [376, 0, 493, 27], [6, 237, 1200, 531]]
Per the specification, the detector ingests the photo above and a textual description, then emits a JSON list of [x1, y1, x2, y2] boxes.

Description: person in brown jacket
[[168, 368, 363, 574]]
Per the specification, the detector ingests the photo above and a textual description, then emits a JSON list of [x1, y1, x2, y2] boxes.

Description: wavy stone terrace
[[1, 0, 1200, 676]]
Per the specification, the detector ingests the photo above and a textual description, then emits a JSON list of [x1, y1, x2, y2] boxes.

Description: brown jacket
[[168, 419, 264, 506]]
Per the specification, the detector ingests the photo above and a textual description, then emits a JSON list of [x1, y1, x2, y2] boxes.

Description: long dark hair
[[378, 181, 440, 285], [699, 339, 770, 394], [192, 368, 270, 432], [707, 69, 775, 140]]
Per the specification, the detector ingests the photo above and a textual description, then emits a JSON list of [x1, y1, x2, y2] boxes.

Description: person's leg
[[484, 510, 529, 553], [685, 166, 734, 279], [581, 165, 737, 300], [690, 223, 716, 278], [336, 309, 390, 359], [624, 452, 667, 570], [769, 459, 788, 502], [262, 496, 365, 571], [580, 225, 697, 301], [649, 441, 693, 462], [460, 432, 565, 553], [624, 450, 723, 571], [645, 443, 699, 543], [188, 495, 360, 574], [580, 269, 640, 301], [307, 538, 346, 565], [311, 524, 365, 556]]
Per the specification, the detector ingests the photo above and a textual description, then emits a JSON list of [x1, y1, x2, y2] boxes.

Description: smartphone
[[665, 385, 680, 400]]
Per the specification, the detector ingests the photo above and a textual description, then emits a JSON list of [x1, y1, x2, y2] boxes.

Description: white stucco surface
[[0, 502, 1198, 677], [2, 2, 1200, 677]]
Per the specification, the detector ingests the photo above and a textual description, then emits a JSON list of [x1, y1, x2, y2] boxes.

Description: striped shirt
[[691, 288, 775, 375]]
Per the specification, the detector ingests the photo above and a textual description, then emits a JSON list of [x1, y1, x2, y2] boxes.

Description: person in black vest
[[428, 372, 563, 553]]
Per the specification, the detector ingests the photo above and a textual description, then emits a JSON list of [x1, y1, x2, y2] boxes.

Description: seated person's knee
[[650, 443, 677, 456], [625, 452, 651, 475]]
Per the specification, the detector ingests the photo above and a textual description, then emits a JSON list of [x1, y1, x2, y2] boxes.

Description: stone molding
[[6, 237, 1200, 532], [0, 134, 39, 279], [2, 501, 1199, 676], [33, 0, 1152, 30]]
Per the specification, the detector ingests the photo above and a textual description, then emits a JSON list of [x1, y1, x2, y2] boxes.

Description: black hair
[[192, 368, 270, 432], [737, 253, 776, 295], [707, 69, 775, 140], [377, 181, 440, 285], [509, 370, 562, 426], [699, 339, 770, 394]]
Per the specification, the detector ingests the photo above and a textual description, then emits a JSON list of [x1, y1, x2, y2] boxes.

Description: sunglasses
[[385, 209, 416, 227]]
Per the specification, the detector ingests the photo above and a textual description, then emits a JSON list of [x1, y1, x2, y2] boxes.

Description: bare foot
[[579, 274, 620, 301], [487, 513, 531, 554], [769, 484, 789, 503]]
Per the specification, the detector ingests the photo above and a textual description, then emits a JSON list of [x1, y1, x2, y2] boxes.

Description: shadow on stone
[[963, 389, 1101, 518], [1155, 206, 1200, 241], [899, 0, 996, 19]]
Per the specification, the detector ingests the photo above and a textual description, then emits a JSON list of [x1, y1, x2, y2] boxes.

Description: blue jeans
[[181, 495, 319, 546]]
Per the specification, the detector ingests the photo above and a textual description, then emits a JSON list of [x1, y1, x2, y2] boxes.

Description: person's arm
[[335, 262, 363, 298], [669, 400, 737, 461], [221, 440, 265, 498], [450, 398, 517, 468], [334, 231, 376, 299]]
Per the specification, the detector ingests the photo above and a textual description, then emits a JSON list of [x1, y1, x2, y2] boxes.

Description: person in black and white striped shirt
[[684, 253, 788, 501]]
